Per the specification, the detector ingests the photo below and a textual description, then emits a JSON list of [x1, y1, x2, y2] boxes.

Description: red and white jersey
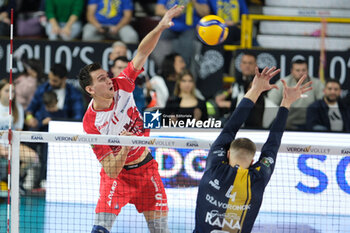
[[83, 62, 150, 164]]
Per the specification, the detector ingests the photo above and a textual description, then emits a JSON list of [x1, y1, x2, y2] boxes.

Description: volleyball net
[[1, 122, 350, 233]]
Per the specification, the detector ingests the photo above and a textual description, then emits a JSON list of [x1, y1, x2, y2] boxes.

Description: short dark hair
[[51, 63, 68, 79], [43, 91, 58, 107], [78, 63, 102, 96], [325, 78, 341, 87], [112, 56, 129, 67], [230, 138, 256, 156], [291, 59, 308, 69], [242, 52, 257, 61]]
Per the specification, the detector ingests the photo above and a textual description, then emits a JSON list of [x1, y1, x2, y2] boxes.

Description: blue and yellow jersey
[[88, 0, 133, 25], [194, 98, 289, 232], [208, 0, 249, 24], [157, 0, 209, 32]]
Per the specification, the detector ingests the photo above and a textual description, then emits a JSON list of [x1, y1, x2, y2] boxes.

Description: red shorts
[[96, 157, 168, 215]]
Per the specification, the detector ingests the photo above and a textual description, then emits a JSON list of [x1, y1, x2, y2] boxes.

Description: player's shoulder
[[82, 106, 97, 131]]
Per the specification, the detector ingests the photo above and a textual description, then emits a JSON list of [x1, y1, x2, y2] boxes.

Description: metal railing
[[223, 14, 350, 51]]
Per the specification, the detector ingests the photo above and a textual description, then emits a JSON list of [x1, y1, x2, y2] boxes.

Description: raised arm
[[132, 5, 184, 70], [211, 67, 280, 149], [206, 67, 280, 168], [258, 74, 313, 183]]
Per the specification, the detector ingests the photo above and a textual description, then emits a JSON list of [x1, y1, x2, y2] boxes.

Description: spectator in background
[[306, 79, 350, 132], [25, 63, 85, 128], [111, 56, 146, 114], [0, 79, 24, 131], [25, 63, 84, 190], [208, 0, 249, 43], [82, 0, 139, 43], [37, 91, 66, 131], [145, 53, 186, 109], [159, 53, 187, 99], [0, 0, 15, 36], [15, 59, 45, 110], [228, 81, 278, 129], [109, 41, 129, 65], [165, 70, 208, 124], [16, 0, 45, 37], [45, 0, 84, 40], [0, 79, 39, 192], [215, 53, 256, 117], [268, 59, 324, 130], [152, 0, 210, 67]]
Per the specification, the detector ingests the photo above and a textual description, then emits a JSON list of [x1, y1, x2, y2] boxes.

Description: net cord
[[0, 130, 348, 156]]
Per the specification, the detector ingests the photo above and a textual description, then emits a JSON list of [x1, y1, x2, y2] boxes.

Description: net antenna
[[7, 8, 16, 233], [318, 17, 327, 85]]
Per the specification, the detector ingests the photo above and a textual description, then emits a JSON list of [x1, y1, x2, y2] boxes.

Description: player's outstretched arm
[[258, 74, 313, 183], [206, 67, 280, 168], [244, 66, 280, 103], [219, 66, 280, 137], [132, 5, 184, 70]]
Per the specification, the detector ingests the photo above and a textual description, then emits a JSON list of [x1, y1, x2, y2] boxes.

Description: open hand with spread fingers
[[158, 5, 184, 30], [281, 74, 313, 108], [251, 66, 281, 93]]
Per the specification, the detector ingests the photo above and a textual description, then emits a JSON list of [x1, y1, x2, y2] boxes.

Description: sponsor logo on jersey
[[155, 193, 162, 200], [209, 179, 220, 190], [261, 157, 274, 167], [213, 149, 225, 157], [97, 121, 109, 130], [107, 181, 118, 207], [155, 203, 167, 207], [205, 210, 241, 230], [151, 176, 159, 192]]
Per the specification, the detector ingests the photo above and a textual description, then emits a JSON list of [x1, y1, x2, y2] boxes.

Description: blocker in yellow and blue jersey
[[193, 66, 313, 233]]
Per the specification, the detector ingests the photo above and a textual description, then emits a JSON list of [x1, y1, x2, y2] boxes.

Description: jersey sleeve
[[112, 62, 144, 93], [83, 112, 113, 162], [205, 98, 255, 169], [257, 107, 289, 186]]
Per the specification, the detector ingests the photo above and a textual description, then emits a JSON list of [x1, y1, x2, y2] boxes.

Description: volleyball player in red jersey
[[78, 5, 184, 233]]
